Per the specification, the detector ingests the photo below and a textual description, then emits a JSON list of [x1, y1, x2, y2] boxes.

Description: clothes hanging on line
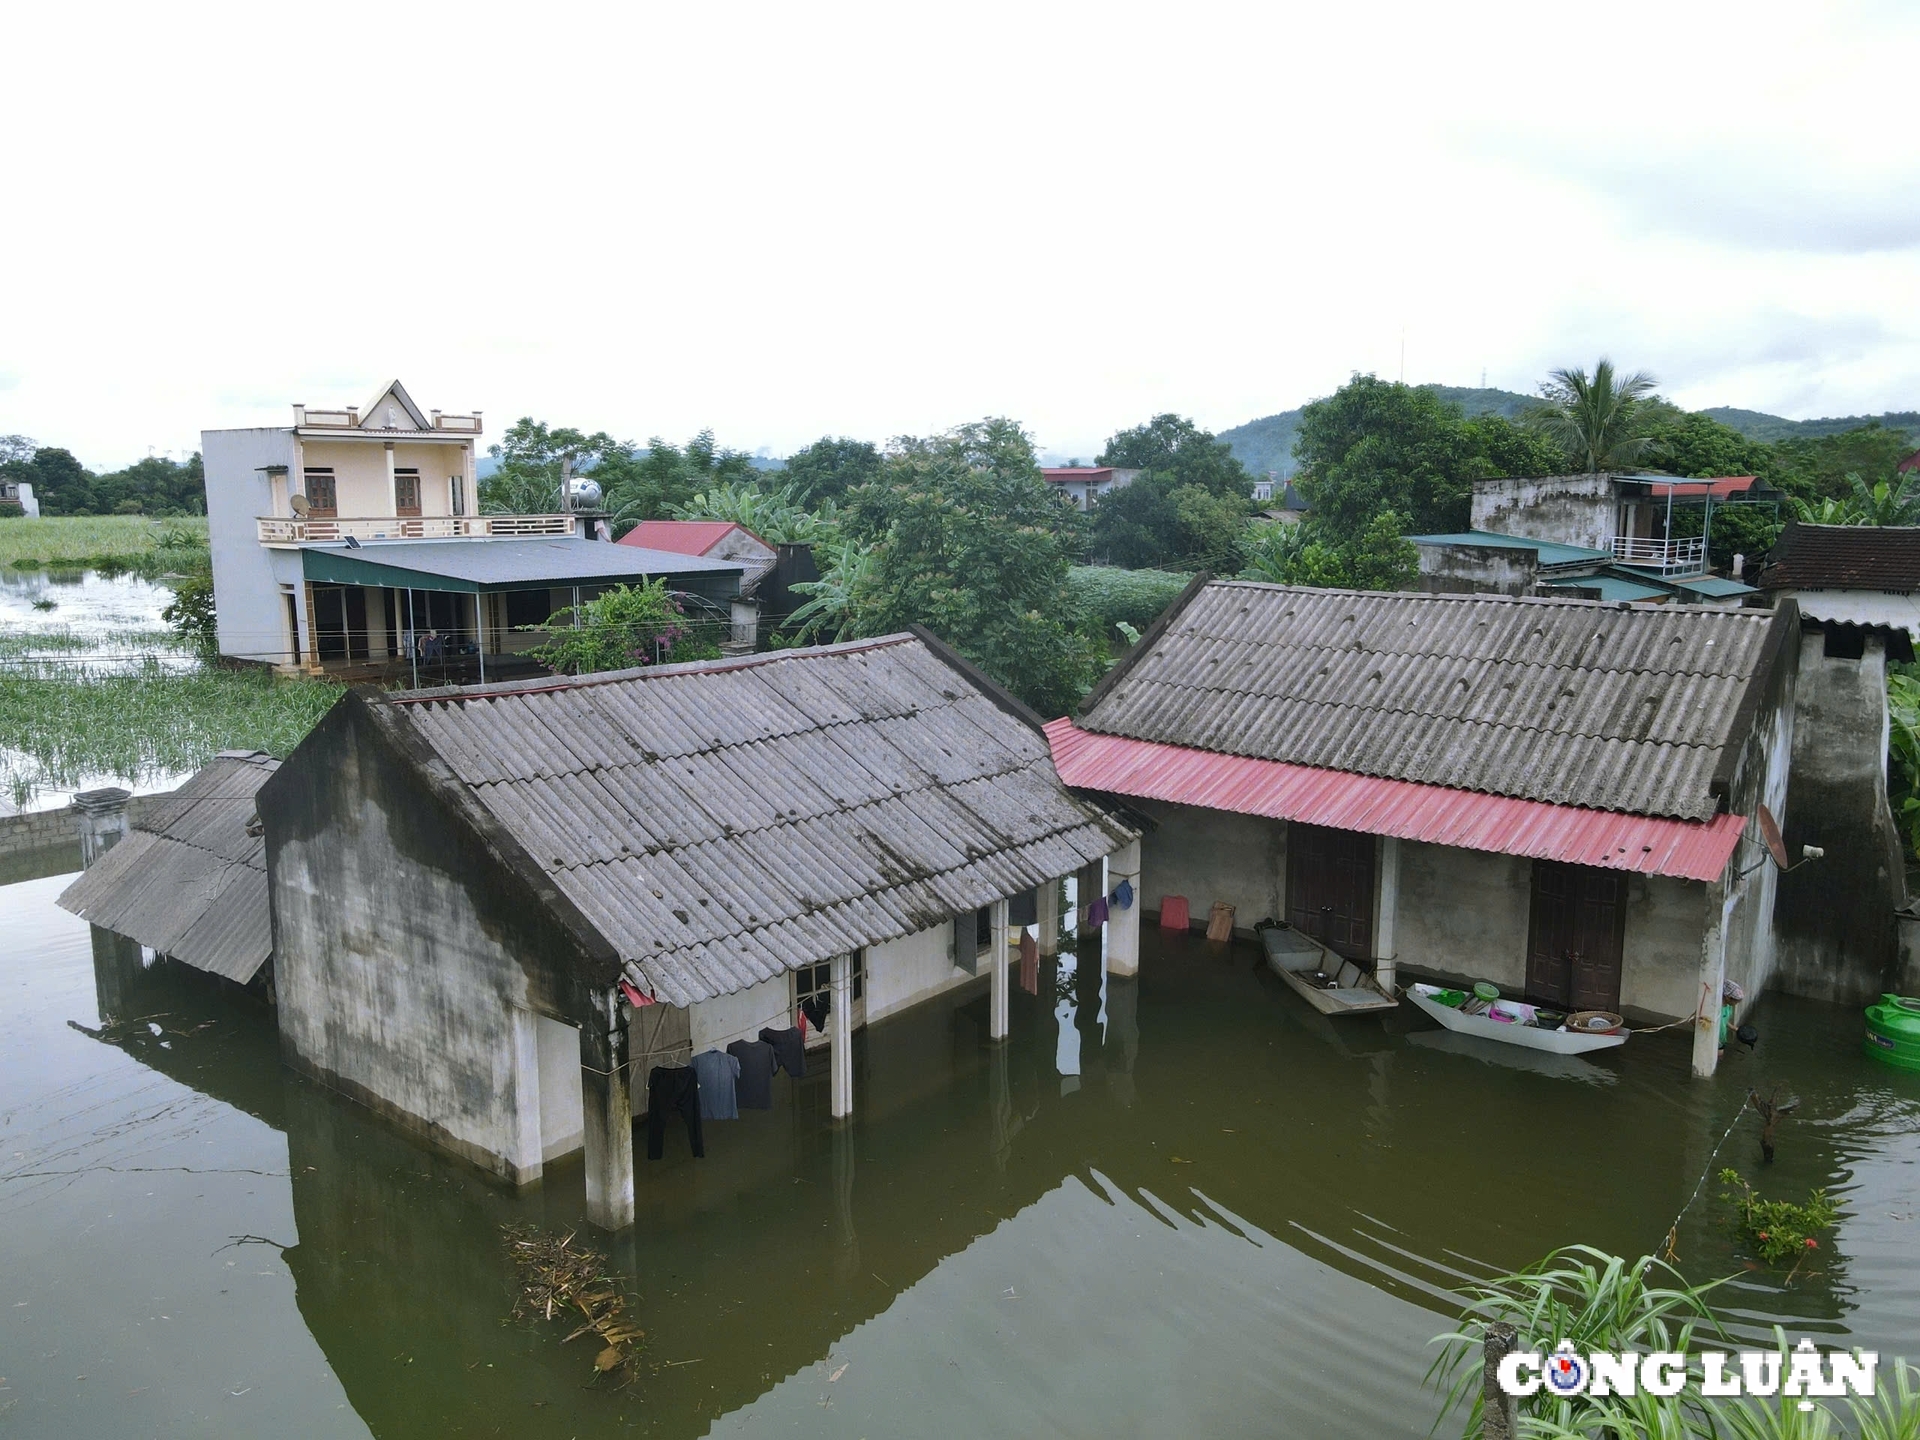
[[799, 993, 830, 1033], [1086, 895, 1110, 929], [645, 1065, 704, 1160], [1018, 930, 1039, 995], [691, 1048, 741, 1121], [726, 1038, 776, 1109], [1110, 879, 1134, 911], [759, 1026, 807, 1079]]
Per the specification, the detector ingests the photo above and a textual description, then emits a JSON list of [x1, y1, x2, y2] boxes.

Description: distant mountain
[[1218, 384, 1537, 478], [1700, 407, 1920, 444]]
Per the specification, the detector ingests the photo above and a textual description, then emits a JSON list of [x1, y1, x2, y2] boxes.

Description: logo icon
[[1545, 1342, 1589, 1396]]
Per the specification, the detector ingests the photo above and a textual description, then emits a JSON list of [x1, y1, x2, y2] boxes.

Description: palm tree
[[1534, 359, 1661, 472]]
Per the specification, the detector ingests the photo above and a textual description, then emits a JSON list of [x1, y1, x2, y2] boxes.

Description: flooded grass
[[0, 515, 209, 575], [0, 659, 342, 807], [0, 625, 186, 659]]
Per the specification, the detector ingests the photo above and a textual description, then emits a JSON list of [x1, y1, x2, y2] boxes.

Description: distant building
[[618, 520, 777, 584], [1051, 580, 1800, 1078], [1758, 521, 1920, 1003], [0, 479, 38, 516], [1041, 466, 1141, 511], [1260, 480, 1309, 526], [202, 381, 743, 677], [261, 632, 1139, 1228]]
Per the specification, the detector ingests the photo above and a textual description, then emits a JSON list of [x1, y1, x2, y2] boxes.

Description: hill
[[1701, 407, 1920, 444], [1218, 384, 1536, 477]]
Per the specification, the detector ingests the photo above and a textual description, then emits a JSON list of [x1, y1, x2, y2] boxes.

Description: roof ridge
[[1207, 578, 1771, 615]]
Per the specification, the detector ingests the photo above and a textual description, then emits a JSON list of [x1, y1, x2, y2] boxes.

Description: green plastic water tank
[[1863, 994, 1920, 1072]]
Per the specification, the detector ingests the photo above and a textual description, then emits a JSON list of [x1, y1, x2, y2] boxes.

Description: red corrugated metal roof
[[1041, 467, 1116, 481], [1045, 718, 1746, 882], [1647, 476, 1758, 501], [617, 519, 760, 555]]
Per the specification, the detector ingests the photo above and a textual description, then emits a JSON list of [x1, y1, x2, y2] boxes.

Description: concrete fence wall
[[0, 791, 177, 870]]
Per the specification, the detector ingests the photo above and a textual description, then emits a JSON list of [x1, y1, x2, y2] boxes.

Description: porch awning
[[1044, 719, 1748, 883], [301, 538, 744, 599]]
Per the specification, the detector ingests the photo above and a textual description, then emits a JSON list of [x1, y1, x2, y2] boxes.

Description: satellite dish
[[1757, 804, 1790, 871], [290, 493, 312, 517]]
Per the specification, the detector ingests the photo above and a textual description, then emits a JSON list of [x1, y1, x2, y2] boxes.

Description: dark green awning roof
[[301, 538, 744, 596]]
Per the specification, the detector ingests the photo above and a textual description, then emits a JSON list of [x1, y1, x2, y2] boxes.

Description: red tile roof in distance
[[617, 519, 757, 555], [1647, 476, 1758, 500], [1045, 718, 1747, 883], [1041, 467, 1117, 482]]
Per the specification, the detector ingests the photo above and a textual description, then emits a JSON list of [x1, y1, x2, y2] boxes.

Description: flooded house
[[56, 752, 280, 1016], [258, 632, 1139, 1229], [1048, 580, 1800, 1077], [1757, 521, 1920, 1001], [202, 380, 745, 677]]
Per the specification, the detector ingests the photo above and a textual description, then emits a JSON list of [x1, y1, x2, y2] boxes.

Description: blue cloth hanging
[[1110, 878, 1135, 911]]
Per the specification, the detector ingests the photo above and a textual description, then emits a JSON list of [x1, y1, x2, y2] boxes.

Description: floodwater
[[3, 871, 1916, 1439]]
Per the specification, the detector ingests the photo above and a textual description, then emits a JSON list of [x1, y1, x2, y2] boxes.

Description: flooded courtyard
[[3, 867, 1915, 1438]]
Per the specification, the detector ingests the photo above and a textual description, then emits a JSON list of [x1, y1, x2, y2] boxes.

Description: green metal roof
[[300, 538, 743, 595], [1409, 530, 1612, 567], [1538, 573, 1672, 602]]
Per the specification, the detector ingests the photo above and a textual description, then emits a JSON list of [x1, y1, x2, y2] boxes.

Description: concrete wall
[[1775, 629, 1905, 1002], [1393, 841, 1531, 989], [1137, 801, 1284, 930], [204, 426, 299, 663], [535, 1014, 584, 1160], [1417, 543, 1540, 597], [0, 789, 179, 871], [866, 921, 975, 1022], [264, 697, 608, 1186], [1470, 473, 1617, 552], [689, 974, 790, 1055], [1621, 875, 1710, 1020], [297, 438, 474, 518]]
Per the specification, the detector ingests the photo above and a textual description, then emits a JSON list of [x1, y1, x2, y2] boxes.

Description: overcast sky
[[4, 0, 1916, 469]]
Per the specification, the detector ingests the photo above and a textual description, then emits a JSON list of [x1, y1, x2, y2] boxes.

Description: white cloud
[[0, 0, 1915, 467]]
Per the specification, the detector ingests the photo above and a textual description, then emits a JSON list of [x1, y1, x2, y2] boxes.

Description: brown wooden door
[[1525, 861, 1626, 1011], [1286, 823, 1374, 960]]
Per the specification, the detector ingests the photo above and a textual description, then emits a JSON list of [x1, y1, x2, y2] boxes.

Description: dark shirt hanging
[[727, 1038, 777, 1109], [799, 993, 830, 1033], [646, 1065, 704, 1160], [691, 1049, 740, 1121], [759, 1026, 807, 1079]]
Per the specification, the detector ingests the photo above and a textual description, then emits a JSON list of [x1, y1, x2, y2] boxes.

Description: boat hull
[[1407, 984, 1626, 1055]]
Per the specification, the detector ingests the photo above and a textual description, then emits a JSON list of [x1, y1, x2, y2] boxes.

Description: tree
[[837, 419, 1102, 716], [604, 430, 761, 531], [1098, 413, 1253, 498], [523, 580, 721, 675], [1170, 484, 1252, 574], [1240, 511, 1416, 591], [782, 436, 883, 507], [1778, 422, 1915, 504], [1087, 477, 1182, 569], [1788, 471, 1920, 526], [481, 418, 627, 515], [672, 481, 840, 544], [1532, 358, 1660, 472], [1635, 406, 1778, 483]]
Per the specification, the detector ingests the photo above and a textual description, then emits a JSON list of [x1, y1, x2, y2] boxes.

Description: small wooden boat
[[1406, 982, 1627, 1055], [1261, 925, 1398, 1015]]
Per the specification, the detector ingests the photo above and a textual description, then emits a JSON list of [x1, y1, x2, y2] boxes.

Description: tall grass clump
[[0, 515, 209, 574], [1066, 566, 1192, 637], [0, 660, 341, 807]]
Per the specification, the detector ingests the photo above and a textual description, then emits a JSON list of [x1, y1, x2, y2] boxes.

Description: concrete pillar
[[1374, 835, 1401, 993], [506, 1007, 545, 1187], [580, 994, 634, 1230], [1037, 877, 1061, 957], [988, 898, 1010, 1040], [73, 787, 133, 868], [1107, 838, 1141, 978], [90, 925, 145, 1022], [384, 441, 398, 514], [829, 950, 854, 1119], [1692, 881, 1733, 1079]]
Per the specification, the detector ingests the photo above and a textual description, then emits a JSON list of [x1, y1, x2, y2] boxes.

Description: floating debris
[[502, 1225, 646, 1385]]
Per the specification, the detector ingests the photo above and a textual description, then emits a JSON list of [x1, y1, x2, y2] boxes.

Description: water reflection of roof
[[57, 751, 278, 983]]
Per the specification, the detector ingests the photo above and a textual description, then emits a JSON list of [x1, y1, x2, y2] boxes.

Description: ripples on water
[[1, 872, 1915, 1438]]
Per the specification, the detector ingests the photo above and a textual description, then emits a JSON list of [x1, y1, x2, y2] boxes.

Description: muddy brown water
[[3, 870, 1916, 1437]]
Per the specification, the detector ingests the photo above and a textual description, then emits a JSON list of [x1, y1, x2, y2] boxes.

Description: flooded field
[[3, 869, 1916, 1438]]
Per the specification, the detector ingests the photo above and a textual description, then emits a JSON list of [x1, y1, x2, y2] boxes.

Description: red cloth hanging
[[1018, 931, 1039, 995], [619, 979, 656, 1007]]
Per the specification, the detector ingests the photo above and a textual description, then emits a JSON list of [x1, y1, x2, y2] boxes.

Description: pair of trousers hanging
[[646, 1065, 704, 1159]]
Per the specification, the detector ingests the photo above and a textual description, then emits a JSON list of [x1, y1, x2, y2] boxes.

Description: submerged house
[[260, 633, 1138, 1229], [1758, 521, 1920, 1001], [203, 381, 744, 677], [1048, 580, 1800, 1077], [57, 752, 280, 1012]]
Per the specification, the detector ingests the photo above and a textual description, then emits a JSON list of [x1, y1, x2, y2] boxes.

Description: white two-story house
[[203, 381, 746, 679]]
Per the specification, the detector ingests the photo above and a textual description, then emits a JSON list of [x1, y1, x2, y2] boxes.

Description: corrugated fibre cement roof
[[1080, 582, 1784, 822], [381, 635, 1135, 1007], [1047, 720, 1746, 883]]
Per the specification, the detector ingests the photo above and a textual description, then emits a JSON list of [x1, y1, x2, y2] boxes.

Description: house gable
[[359, 379, 431, 431]]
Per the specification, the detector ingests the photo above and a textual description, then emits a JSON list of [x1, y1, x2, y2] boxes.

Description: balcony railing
[[258, 514, 575, 543], [1612, 535, 1706, 575]]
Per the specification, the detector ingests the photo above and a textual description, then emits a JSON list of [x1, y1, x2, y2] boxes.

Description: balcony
[[1612, 535, 1705, 576], [258, 514, 575, 544]]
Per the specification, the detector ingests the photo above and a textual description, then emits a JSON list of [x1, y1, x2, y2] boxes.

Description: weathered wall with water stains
[[263, 693, 610, 1185], [1136, 802, 1283, 931], [865, 922, 975, 1023], [1393, 842, 1532, 988], [1775, 629, 1904, 1003]]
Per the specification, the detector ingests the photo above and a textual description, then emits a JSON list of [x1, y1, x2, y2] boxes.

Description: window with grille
[[394, 467, 421, 516], [793, 952, 863, 1008], [302, 468, 337, 516]]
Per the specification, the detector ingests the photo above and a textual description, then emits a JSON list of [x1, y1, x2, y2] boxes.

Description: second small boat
[[1406, 982, 1628, 1055]]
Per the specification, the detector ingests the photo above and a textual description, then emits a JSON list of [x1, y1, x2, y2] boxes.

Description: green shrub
[[1066, 566, 1191, 634]]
